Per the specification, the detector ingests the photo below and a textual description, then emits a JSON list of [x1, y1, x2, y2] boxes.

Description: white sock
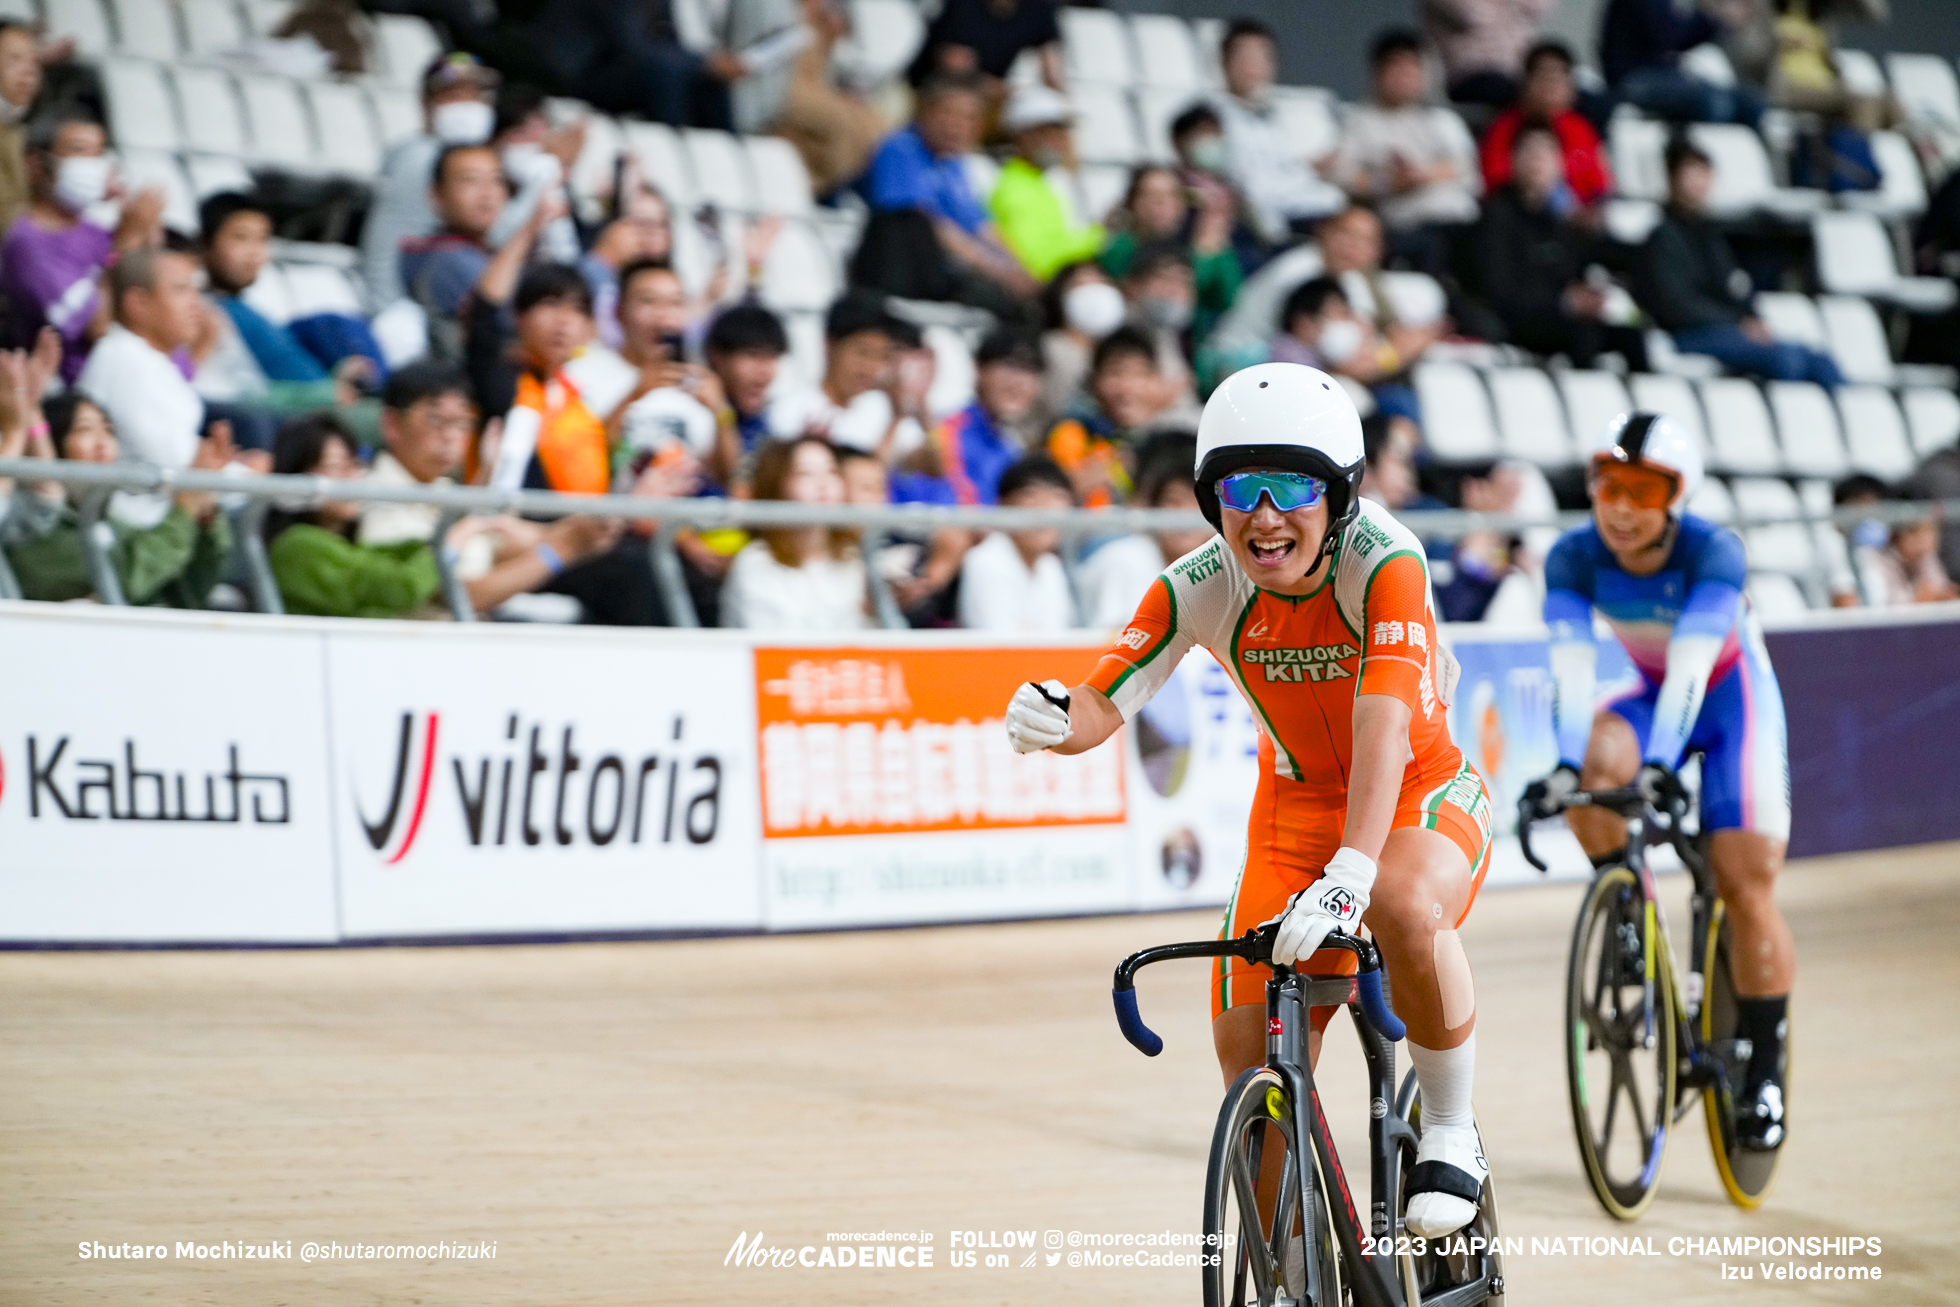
[[1407, 1032, 1476, 1132]]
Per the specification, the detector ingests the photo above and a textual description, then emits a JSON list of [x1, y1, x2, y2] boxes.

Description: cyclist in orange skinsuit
[[1004, 363, 1493, 1240]]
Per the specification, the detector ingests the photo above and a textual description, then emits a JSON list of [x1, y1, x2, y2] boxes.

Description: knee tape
[[1431, 928, 1475, 1032]]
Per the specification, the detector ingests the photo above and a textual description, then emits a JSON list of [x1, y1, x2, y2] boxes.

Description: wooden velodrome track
[[3, 841, 1956, 1306]]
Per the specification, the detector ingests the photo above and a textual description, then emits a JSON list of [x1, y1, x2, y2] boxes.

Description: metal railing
[[0, 456, 1951, 623]]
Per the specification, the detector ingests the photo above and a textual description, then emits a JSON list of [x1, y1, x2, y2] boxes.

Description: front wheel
[[1203, 1066, 1341, 1306], [1565, 866, 1677, 1220], [1700, 900, 1787, 1208]]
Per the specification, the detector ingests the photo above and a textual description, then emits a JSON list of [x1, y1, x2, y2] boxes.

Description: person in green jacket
[[2, 392, 234, 607], [264, 412, 442, 619], [1099, 163, 1244, 344], [988, 85, 1105, 282]]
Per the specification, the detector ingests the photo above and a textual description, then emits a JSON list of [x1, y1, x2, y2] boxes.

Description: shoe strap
[[1408, 1160, 1482, 1203]]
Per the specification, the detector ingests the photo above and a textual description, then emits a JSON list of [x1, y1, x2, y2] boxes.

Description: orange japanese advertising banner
[[754, 646, 1126, 838]]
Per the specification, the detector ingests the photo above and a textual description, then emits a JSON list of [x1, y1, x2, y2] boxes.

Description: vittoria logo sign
[[1, 735, 290, 824], [357, 711, 726, 863]]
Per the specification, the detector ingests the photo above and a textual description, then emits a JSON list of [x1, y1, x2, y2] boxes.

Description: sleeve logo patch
[[1116, 627, 1151, 651]]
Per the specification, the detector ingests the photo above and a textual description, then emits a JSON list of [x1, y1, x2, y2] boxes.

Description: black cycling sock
[[1736, 995, 1788, 1087], [1589, 845, 1629, 871]]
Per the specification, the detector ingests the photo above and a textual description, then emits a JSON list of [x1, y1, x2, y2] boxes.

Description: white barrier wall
[[0, 604, 1270, 944]]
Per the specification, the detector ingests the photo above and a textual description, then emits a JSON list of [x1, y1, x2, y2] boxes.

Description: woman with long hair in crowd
[[719, 435, 872, 630]]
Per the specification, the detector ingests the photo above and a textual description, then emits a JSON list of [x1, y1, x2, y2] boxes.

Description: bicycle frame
[[1114, 929, 1498, 1307]]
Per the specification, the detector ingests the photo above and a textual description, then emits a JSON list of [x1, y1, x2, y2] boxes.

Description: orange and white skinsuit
[[1087, 498, 1494, 1021]]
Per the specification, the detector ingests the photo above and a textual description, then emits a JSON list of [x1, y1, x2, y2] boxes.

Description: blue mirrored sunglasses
[[1214, 471, 1328, 514]]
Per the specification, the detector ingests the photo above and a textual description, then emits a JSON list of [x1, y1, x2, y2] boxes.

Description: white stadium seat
[[369, 84, 422, 149], [303, 80, 381, 176], [1839, 131, 1929, 219], [1071, 83, 1143, 165], [1812, 210, 1958, 312], [779, 310, 826, 395], [1747, 572, 1812, 618], [240, 0, 292, 36], [1816, 294, 1896, 387], [745, 135, 814, 216], [1487, 366, 1576, 466], [1687, 123, 1824, 219], [1555, 368, 1633, 453], [1129, 14, 1203, 89], [237, 74, 317, 170], [624, 121, 696, 209], [109, 0, 179, 56], [0, 0, 34, 20], [1628, 373, 1712, 463], [43, 0, 111, 56], [1412, 361, 1500, 463], [1834, 49, 1887, 97], [1697, 378, 1780, 475], [175, 66, 248, 157], [1134, 85, 1200, 163], [1765, 380, 1849, 478], [1834, 386, 1916, 480], [1077, 163, 1129, 226], [182, 0, 248, 55], [185, 153, 254, 197], [1687, 475, 1736, 522], [562, 112, 622, 208], [1270, 88, 1340, 161], [758, 217, 839, 313], [1609, 117, 1669, 203], [834, 0, 924, 91], [923, 324, 976, 421], [100, 57, 180, 153], [1730, 477, 1815, 577], [682, 128, 757, 212], [373, 13, 443, 89], [240, 262, 295, 324], [119, 149, 197, 234], [1061, 6, 1135, 86], [1901, 386, 1960, 457], [1752, 292, 1828, 351], [282, 262, 364, 317], [1192, 17, 1224, 86], [1884, 53, 1960, 131]]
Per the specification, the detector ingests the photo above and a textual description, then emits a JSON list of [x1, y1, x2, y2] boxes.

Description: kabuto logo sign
[[357, 710, 724, 863], [0, 735, 291, 824]]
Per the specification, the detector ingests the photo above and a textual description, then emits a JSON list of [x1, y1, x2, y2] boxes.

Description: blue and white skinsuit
[[1543, 514, 1791, 839]]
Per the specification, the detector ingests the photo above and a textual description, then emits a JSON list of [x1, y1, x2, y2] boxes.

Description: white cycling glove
[[1005, 680, 1073, 754], [1266, 847, 1377, 966]]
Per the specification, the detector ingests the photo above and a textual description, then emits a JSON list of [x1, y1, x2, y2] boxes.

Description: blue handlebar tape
[[1356, 969, 1406, 1042], [1112, 987, 1163, 1056]]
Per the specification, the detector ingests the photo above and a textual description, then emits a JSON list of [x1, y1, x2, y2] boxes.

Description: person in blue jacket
[[1524, 411, 1793, 1150]]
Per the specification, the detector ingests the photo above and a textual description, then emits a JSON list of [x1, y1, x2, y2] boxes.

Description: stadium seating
[[100, 57, 180, 154], [1487, 366, 1575, 467], [108, 0, 179, 58], [1554, 368, 1633, 453], [1812, 211, 1958, 313], [181, 0, 249, 56], [1686, 123, 1824, 221], [683, 128, 759, 212], [1130, 14, 1205, 90], [373, 12, 443, 88], [1765, 381, 1849, 479], [1698, 378, 1781, 475], [1627, 373, 1713, 463], [1884, 53, 1960, 133], [1412, 361, 1501, 463], [1902, 386, 1960, 457], [1059, 7, 1135, 87], [1835, 386, 1917, 480]]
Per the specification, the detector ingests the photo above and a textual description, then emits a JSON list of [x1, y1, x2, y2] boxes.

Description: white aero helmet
[[1193, 362, 1366, 555], [1593, 411, 1703, 513]]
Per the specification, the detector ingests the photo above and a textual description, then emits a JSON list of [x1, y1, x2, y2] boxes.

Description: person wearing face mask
[[484, 82, 585, 267], [0, 110, 165, 386], [0, 21, 45, 232], [361, 53, 502, 308], [1206, 19, 1346, 244], [1120, 242, 1199, 398], [1272, 277, 1391, 386], [987, 85, 1104, 283], [1037, 260, 1126, 421]]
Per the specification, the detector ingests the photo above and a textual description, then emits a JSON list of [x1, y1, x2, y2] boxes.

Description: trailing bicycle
[[1114, 925, 1504, 1307], [1519, 783, 1786, 1219]]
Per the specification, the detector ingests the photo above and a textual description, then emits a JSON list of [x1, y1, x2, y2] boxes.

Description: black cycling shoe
[[1735, 1073, 1786, 1151]]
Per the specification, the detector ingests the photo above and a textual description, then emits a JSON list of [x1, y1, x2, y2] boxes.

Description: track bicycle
[[1519, 784, 1786, 1219], [1114, 925, 1505, 1307]]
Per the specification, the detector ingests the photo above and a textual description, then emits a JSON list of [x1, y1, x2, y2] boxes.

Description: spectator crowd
[[1, 0, 1958, 629]]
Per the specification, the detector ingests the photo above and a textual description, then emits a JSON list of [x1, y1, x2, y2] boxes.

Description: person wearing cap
[[988, 85, 1105, 283], [1523, 412, 1794, 1155], [361, 53, 501, 307]]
